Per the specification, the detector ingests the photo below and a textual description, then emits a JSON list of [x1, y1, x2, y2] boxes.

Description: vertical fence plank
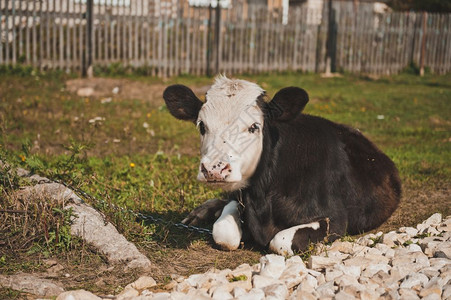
[[31, 1, 37, 67], [5, 0, 10, 64], [18, 0, 23, 62], [0, 0, 3, 64]]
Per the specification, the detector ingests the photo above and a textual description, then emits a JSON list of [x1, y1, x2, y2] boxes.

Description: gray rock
[[17, 182, 83, 205], [0, 274, 64, 297], [68, 202, 151, 271]]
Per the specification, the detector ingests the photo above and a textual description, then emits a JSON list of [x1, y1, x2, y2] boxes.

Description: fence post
[[419, 11, 427, 76], [214, 1, 221, 75], [82, 0, 93, 77], [207, 4, 213, 76], [325, 0, 337, 74]]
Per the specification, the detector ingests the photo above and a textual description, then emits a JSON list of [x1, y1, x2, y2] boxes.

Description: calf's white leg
[[269, 222, 321, 256], [212, 200, 242, 250]]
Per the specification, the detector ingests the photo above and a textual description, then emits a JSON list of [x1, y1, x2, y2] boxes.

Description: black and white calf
[[163, 76, 401, 255]]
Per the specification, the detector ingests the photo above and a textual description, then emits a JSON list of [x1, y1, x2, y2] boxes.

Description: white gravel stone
[[433, 242, 451, 258], [362, 263, 391, 278], [299, 274, 318, 292], [406, 243, 422, 252], [358, 289, 380, 300], [316, 281, 335, 298], [419, 276, 443, 298], [151, 292, 171, 300], [235, 288, 265, 300], [336, 264, 361, 277], [424, 213, 442, 226], [325, 269, 343, 282], [442, 284, 451, 299], [289, 289, 318, 300], [211, 285, 233, 300], [399, 273, 429, 289], [263, 283, 288, 300], [308, 255, 341, 270], [232, 287, 247, 298], [398, 226, 419, 237], [422, 294, 441, 300], [343, 256, 373, 268], [398, 288, 420, 300], [335, 290, 357, 300], [252, 275, 279, 289], [382, 231, 398, 247], [259, 254, 286, 279], [56, 290, 101, 300], [129, 276, 157, 290]]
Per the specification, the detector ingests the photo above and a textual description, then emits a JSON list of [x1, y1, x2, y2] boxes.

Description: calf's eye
[[248, 122, 260, 134], [197, 120, 206, 135]]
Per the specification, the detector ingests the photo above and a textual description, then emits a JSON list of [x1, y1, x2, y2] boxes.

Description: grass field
[[0, 70, 450, 296]]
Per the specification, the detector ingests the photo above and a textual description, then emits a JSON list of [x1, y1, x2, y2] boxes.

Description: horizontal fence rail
[[1, 0, 450, 76]]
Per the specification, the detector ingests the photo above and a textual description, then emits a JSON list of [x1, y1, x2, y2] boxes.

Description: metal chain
[[55, 179, 212, 236]]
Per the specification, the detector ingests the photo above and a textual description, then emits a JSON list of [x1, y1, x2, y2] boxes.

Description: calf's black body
[[163, 82, 401, 253]]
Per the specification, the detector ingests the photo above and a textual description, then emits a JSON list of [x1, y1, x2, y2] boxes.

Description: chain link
[[56, 179, 212, 236]]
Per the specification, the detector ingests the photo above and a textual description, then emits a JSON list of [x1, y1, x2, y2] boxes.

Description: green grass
[[0, 70, 450, 289]]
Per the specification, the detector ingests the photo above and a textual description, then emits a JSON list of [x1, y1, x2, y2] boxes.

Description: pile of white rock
[[58, 213, 450, 300]]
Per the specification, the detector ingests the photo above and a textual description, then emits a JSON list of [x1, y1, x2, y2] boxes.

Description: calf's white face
[[163, 76, 309, 192], [196, 77, 265, 191]]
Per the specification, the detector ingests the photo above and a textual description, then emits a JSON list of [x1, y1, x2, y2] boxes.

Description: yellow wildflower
[[130, 163, 135, 168]]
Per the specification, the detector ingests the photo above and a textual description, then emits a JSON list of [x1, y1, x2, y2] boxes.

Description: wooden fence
[[1, 0, 450, 76]]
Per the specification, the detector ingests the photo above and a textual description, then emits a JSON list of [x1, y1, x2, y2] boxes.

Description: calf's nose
[[200, 162, 232, 181]]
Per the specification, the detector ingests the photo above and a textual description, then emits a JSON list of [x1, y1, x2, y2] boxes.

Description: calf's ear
[[163, 85, 203, 122], [267, 87, 309, 122]]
